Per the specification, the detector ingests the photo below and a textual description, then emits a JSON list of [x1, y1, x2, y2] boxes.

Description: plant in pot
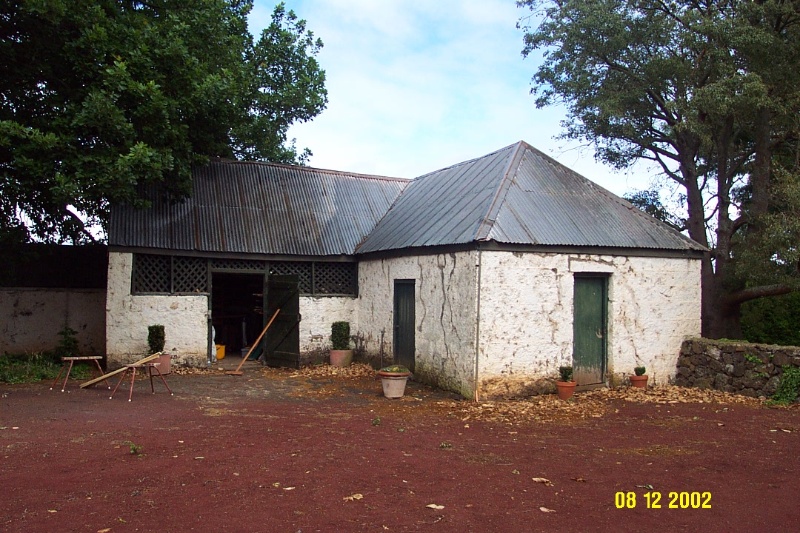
[[556, 365, 577, 400], [630, 366, 648, 388], [147, 325, 171, 374], [376, 364, 412, 399], [329, 321, 353, 367]]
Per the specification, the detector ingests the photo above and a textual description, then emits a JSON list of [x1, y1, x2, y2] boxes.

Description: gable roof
[[356, 141, 705, 254], [108, 160, 408, 257]]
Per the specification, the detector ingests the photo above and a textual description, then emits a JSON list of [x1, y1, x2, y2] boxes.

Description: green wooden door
[[264, 274, 301, 369], [573, 275, 607, 387], [393, 279, 416, 371]]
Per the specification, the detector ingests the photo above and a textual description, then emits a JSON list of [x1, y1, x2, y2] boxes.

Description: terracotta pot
[[329, 349, 353, 367], [377, 370, 411, 399], [155, 353, 171, 375], [630, 375, 648, 388], [556, 381, 577, 400]]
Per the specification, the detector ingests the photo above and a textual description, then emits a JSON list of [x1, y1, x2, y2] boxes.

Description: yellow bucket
[[215, 344, 226, 360]]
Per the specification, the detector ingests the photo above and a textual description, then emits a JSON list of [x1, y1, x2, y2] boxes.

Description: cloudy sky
[[248, 0, 653, 196]]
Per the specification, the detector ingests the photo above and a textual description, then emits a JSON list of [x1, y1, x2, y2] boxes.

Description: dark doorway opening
[[211, 273, 264, 359]]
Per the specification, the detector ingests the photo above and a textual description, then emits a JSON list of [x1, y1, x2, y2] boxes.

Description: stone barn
[[106, 141, 704, 399]]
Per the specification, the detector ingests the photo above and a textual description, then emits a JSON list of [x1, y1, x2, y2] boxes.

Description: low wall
[[676, 338, 800, 398], [0, 288, 106, 355]]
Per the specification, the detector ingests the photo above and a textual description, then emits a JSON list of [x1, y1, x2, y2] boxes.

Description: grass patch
[[0, 352, 91, 384]]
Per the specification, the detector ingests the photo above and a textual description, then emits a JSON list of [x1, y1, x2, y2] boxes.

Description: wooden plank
[[79, 353, 161, 388]]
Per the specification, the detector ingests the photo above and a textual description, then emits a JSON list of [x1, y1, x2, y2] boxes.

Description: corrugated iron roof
[[356, 141, 705, 253], [110, 141, 704, 258], [108, 160, 408, 256]]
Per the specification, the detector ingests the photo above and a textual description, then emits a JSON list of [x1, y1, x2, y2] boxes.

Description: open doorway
[[211, 272, 264, 360]]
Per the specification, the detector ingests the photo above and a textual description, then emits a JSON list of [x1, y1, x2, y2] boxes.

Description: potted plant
[[630, 366, 648, 388], [376, 364, 412, 398], [556, 365, 577, 400], [148, 325, 171, 374], [329, 321, 353, 367]]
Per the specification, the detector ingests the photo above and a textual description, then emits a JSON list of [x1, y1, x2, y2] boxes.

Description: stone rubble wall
[[677, 338, 800, 398]]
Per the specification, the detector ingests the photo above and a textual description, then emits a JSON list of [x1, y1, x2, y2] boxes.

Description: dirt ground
[[1, 363, 799, 532]]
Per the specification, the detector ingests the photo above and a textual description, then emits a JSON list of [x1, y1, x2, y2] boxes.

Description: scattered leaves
[[343, 493, 363, 502]]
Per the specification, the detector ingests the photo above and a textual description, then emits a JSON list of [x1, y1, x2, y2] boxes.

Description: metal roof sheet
[[356, 141, 705, 254], [108, 160, 408, 256]]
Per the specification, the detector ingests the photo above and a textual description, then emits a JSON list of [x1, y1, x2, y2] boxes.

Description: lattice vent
[[270, 261, 312, 294], [210, 258, 265, 271], [132, 254, 170, 293], [173, 257, 208, 293], [314, 262, 357, 295]]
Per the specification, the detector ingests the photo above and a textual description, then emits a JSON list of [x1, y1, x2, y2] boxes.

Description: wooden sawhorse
[[51, 356, 110, 392], [109, 361, 173, 402]]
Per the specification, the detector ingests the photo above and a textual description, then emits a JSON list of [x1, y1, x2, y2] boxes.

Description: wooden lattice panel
[[314, 263, 357, 295], [173, 257, 208, 293], [132, 254, 170, 293], [270, 262, 312, 294]]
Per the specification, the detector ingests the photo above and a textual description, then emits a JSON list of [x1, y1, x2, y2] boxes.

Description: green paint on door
[[573, 275, 607, 386]]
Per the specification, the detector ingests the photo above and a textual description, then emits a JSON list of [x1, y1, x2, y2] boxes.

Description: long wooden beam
[[80, 353, 161, 388]]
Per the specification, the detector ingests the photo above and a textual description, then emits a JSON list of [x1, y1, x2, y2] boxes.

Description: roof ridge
[[475, 141, 528, 241], [208, 158, 409, 183], [411, 142, 520, 181]]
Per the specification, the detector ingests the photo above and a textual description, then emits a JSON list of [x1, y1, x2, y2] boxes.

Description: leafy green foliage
[[634, 366, 646, 376], [741, 292, 800, 346], [558, 365, 573, 382], [772, 366, 800, 404], [0, 353, 60, 383], [331, 321, 350, 350], [0, 1, 327, 243], [55, 326, 79, 359], [147, 325, 165, 354], [379, 364, 410, 374]]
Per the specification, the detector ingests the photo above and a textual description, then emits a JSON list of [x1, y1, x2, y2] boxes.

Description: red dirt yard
[[1, 364, 799, 532]]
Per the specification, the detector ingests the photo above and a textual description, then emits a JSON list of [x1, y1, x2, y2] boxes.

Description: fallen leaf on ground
[[532, 477, 554, 486], [426, 504, 445, 510], [539, 507, 556, 513], [571, 477, 587, 482], [343, 493, 363, 502]]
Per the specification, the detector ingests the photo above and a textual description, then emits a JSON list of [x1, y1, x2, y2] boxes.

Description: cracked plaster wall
[[477, 251, 701, 398], [357, 252, 478, 397], [0, 289, 105, 355], [106, 252, 208, 368], [298, 296, 356, 355]]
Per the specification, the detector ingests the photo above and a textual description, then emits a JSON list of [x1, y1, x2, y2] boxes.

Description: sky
[[248, 0, 654, 196]]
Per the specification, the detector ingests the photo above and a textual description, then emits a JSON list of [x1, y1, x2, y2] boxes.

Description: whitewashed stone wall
[[0, 289, 105, 355], [106, 252, 208, 368], [298, 296, 356, 356], [357, 252, 478, 397], [477, 251, 701, 398]]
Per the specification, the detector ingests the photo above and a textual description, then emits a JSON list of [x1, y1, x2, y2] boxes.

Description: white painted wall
[[0, 288, 105, 355], [357, 251, 478, 397], [298, 296, 356, 353], [106, 252, 208, 368], [477, 251, 702, 398]]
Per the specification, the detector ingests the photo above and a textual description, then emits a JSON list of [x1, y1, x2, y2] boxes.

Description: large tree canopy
[[519, 0, 800, 338], [0, 0, 326, 244]]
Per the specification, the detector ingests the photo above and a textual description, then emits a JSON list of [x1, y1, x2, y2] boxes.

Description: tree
[[518, 0, 800, 338], [0, 1, 327, 244]]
